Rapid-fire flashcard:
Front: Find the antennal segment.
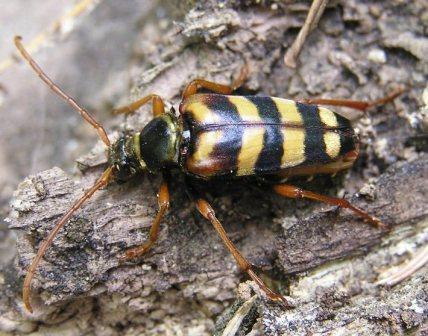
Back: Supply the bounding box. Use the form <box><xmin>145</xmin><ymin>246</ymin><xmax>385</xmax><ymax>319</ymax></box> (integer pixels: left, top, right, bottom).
<box><xmin>14</xmin><ymin>36</ymin><xmax>111</xmax><ymax>147</ymax></box>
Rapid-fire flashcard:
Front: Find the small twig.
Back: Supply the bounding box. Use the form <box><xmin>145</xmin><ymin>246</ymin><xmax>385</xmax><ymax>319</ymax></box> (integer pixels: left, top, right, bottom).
<box><xmin>0</xmin><ymin>0</ymin><xmax>100</xmax><ymax>75</ymax></box>
<box><xmin>222</xmin><ymin>296</ymin><xmax>257</xmax><ymax>336</ymax></box>
<box><xmin>376</xmin><ymin>245</ymin><xmax>428</xmax><ymax>287</ymax></box>
<box><xmin>284</xmin><ymin>0</ymin><xmax>329</xmax><ymax>69</ymax></box>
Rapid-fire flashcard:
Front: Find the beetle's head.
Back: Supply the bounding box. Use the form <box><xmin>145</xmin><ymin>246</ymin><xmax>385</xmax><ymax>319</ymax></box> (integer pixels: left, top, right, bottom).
<box><xmin>108</xmin><ymin>135</ymin><xmax>144</xmax><ymax>183</ymax></box>
<box><xmin>108</xmin><ymin>112</ymin><xmax>179</xmax><ymax>182</ymax></box>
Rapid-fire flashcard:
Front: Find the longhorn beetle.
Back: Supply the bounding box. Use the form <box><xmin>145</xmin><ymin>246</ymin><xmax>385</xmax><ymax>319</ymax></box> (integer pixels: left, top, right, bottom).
<box><xmin>14</xmin><ymin>36</ymin><xmax>403</xmax><ymax>313</ymax></box>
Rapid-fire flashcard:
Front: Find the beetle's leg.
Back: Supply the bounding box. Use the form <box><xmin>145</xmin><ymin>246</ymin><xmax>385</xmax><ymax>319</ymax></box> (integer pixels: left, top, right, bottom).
<box><xmin>113</xmin><ymin>94</ymin><xmax>165</xmax><ymax>117</ymax></box>
<box><xmin>182</xmin><ymin>65</ymin><xmax>248</xmax><ymax>99</ymax></box>
<box><xmin>120</xmin><ymin>179</ymin><xmax>170</xmax><ymax>261</ymax></box>
<box><xmin>194</xmin><ymin>197</ymin><xmax>291</xmax><ymax>307</ymax></box>
<box><xmin>298</xmin><ymin>87</ymin><xmax>404</xmax><ymax>112</ymax></box>
<box><xmin>273</xmin><ymin>184</ymin><xmax>388</xmax><ymax>229</ymax></box>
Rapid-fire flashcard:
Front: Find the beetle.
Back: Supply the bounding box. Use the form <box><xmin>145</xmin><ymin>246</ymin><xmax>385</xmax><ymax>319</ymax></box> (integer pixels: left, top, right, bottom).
<box><xmin>14</xmin><ymin>36</ymin><xmax>402</xmax><ymax>313</ymax></box>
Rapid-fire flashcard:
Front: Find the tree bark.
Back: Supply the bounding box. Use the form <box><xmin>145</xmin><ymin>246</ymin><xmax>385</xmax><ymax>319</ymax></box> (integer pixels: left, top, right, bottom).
<box><xmin>3</xmin><ymin>0</ymin><xmax>428</xmax><ymax>335</ymax></box>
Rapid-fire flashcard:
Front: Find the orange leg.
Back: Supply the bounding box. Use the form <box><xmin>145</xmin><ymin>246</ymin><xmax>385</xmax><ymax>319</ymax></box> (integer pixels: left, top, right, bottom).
<box><xmin>273</xmin><ymin>184</ymin><xmax>388</xmax><ymax>229</ymax></box>
<box><xmin>195</xmin><ymin>198</ymin><xmax>291</xmax><ymax>307</ymax></box>
<box><xmin>182</xmin><ymin>65</ymin><xmax>248</xmax><ymax>100</ymax></box>
<box><xmin>114</xmin><ymin>94</ymin><xmax>165</xmax><ymax>117</ymax></box>
<box><xmin>120</xmin><ymin>181</ymin><xmax>170</xmax><ymax>261</ymax></box>
<box><xmin>298</xmin><ymin>87</ymin><xmax>404</xmax><ymax>112</ymax></box>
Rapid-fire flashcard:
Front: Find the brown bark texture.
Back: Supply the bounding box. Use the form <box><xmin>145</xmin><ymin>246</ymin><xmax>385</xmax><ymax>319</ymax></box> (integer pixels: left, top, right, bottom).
<box><xmin>1</xmin><ymin>0</ymin><xmax>427</xmax><ymax>335</ymax></box>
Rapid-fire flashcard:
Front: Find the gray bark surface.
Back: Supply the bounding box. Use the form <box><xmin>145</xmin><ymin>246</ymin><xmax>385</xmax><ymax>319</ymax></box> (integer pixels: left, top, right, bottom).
<box><xmin>2</xmin><ymin>0</ymin><xmax>427</xmax><ymax>335</ymax></box>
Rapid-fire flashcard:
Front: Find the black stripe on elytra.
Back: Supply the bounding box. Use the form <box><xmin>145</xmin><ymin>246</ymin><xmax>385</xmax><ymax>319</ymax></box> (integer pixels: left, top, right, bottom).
<box><xmin>297</xmin><ymin>102</ymin><xmax>331</xmax><ymax>164</ymax></box>
<box><xmin>335</xmin><ymin>113</ymin><xmax>352</xmax><ymax>130</ymax></box>
<box><xmin>247</xmin><ymin>96</ymin><xmax>284</xmax><ymax>174</ymax></box>
<box><xmin>182</xmin><ymin>112</ymin><xmax>203</xmax><ymax>161</ymax></box>
<box><xmin>204</xmin><ymin>94</ymin><xmax>243</xmax><ymax>174</ymax></box>
<box><xmin>335</xmin><ymin>113</ymin><xmax>357</xmax><ymax>156</ymax></box>
<box><xmin>204</xmin><ymin>94</ymin><xmax>242</xmax><ymax>124</ymax></box>
<box><xmin>180</xmin><ymin>114</ymin><xmax>195</xmax><ymax>166</ymax></box>
<box><xmin>338</xmin><ymin>128</ymin><xmax>357</xmax><ymax>157</ymax></box>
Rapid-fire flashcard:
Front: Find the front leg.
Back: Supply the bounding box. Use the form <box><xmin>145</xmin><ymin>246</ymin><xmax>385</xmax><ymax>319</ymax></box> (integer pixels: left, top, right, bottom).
<box><xmin>114</xmin><ymin>94</ymin><xmax>165</xmax><ymax>117</ymax></box>
<box><xmin>120</xmin><ymin>179</ymin><xmax>170</xmax><ymax>261</ymax></box>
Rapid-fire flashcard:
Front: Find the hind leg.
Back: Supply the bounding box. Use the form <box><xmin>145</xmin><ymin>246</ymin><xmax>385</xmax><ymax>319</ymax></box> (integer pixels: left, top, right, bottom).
<box><xmin>273</xmin><ymin>184</ymin><xmax>387</xmax><ymax>229</ymax></box>
<box><xmin>298</xmin><ymin>88</ymin><xmax>404</xmax><ymax>112</ymax></box>
<box><xmin>192</xmin><ymin>196</ymin><xmax>290</xmax><ymax>307</ymax></box>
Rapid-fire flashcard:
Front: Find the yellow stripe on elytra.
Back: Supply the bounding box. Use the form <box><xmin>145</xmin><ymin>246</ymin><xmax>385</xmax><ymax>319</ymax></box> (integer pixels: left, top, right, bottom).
<box><xmin>272</xmin><ymin>98</ymin><xmax>303</xmax><ymax>125</ymax></box>
<box><xmin>227</xmin><ymin>96</ymin><xmax>261</xmax><ymax>122</ymax></box>
<box><xmin>323</xmin><ymin>131</ymin><xmax>341</xmax><ymax>158</ymax></box>
<box><xmin>132</xmin><ymin>133</ymin><xmax>146</xmax><ymax>169</ymax></box>
<box><xmin>319</xmin><ymin>107</ymin><xmax>338</xmax><ymax>127</ymax></box>
<box><xmin>185</xmin><ymin>99</ymin><xmax>220</xmax><ymax>124</ymax></box>
<box><xmin>281</xmin><ymin>128</ymin><xmax>306</xmax><ymax>168</ymax></box>
<box><xmin>237</xmin><ymin>127</ymin><xmax>265</xmax><ymax>176</ymax></box>
<box><xmin>192</xmin><ymin>130</ymin><xmax>222</xmax><ymax>163</ymax></box>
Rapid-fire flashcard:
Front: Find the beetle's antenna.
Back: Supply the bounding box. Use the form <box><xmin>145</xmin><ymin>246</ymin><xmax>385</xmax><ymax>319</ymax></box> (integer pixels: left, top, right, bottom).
<box><xmin>23</xmin><ymin>166</ymin><xmax>114</xmax><ymax>313</ymax></box>
<box><xmin>14</xmin><ymin>36</ymin><xmax>111</xmax><ymax>147</ymax></box>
